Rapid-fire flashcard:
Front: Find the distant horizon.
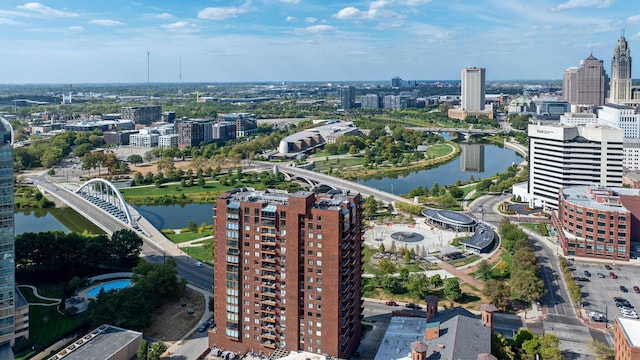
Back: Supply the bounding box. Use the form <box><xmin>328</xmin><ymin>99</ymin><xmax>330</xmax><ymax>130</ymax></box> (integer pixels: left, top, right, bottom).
<box><xmin>0</xmin><ymin>1</ymin><xmax>638</xmax><ymax>83</ymax></box>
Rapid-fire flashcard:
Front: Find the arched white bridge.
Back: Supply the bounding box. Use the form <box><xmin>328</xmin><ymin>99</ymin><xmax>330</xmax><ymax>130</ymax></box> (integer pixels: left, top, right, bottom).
<box><xmin>75</xmin><ymin>178</ymin><xmax>136</xmax><ymax>227</ymax></box>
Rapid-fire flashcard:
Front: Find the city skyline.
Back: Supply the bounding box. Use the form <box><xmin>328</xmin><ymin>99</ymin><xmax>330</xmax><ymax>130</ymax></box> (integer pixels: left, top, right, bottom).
<box><xmin>0</xmin><ymin>0</ymin><xmax>639</xmax><ymax>84</ymax></box>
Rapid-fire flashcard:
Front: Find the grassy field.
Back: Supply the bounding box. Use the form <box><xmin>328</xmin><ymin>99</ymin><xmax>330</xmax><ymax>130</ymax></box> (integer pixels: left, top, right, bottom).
<box><xmin>120</xmin><ymin>180</ymin><xmax>266</xmax><ymax>204</ymax></box>
<box><xmin>425</xmin><ymin>143</ymin><xmax>453</xmax><ymax>158</ymax></box>
<box><xmin>165</xmin><ymin>231</ymin><xmax>209</xmax><ymax>243</ymax></box>
<box><xmin>182</xmin><ymin>245</ymin><xmax>214</xmax><ymax>264</ymax></box>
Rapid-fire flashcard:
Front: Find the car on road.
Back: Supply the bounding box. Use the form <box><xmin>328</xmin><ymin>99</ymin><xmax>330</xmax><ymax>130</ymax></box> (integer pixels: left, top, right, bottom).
<box><xmin>605</xmin><ymin>265</ymin><xmax>613</xmax><ymax>270</ymax></box>
<box><xmin>194</xmin><ymin>261</ymin><xmax>203</xmax><ymax>268</ymax></box>
<box><xmin>610</xmin><ymin>272</ymin><xmax>618</xmax><ymax>279</ymax></box>
<box><xmin>198</xmin><ymin>323</ymin><xmax>208</xmax><ymax>332</ymax></box>
<box><xmin>591</xmin><ymin>314</ymin><xmax>606</xmax><ymax>322</ymax></box>
<box><xmin>405</xmin><ymin>303</ymin><xmax>421</xmax><ymax>309</ymax></box>
<box><xmin>621</xmin><ymin>286</ymin><xmax>629</xmax><ymax>293</ymax></box>
<box><xmin>385</xmin><ymin>301</ymin><xmax>399</xmax><ymax>306</ymax></box>
<box><xmin>584</xmin><ymin>270</ymin><xmax>591</xmax><ymax>277</ymax></box>
<box><xmin>635</xmin><ymin>286</ymin><xmax>640</xmax><ymax>294</ymax></box>
<box><xmin>597</xmin><ymin>273</ymin><xmax>606</xmax><ymax>278</ymax></box>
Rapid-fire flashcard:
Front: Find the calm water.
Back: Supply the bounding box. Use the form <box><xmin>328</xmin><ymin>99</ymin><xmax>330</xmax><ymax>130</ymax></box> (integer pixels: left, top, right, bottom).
<box><xmin>134</xmin><ymin>203</ymin><xmax>215</xmax><ymax>230</ymax></box>
<box><xmin>15</xmin><ymin>208</ymin><xmax>105</xmax><ymax>235</ymax></box>
<box><xmin>356</xmin><ymin>142</ymin><xmax>523</xmax><ymax>195</ymax></box>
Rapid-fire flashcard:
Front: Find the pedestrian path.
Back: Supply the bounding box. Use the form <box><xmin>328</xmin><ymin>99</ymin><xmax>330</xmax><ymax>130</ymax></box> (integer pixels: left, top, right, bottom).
<box><xmin>16</xmin><ymin>285</ymin><xmax>61</xmax><ymax>306</ymax></box>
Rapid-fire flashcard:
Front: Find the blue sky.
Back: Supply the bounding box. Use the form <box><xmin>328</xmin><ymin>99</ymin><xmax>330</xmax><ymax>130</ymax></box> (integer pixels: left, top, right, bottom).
<box><xmin>0</xmin><ymin>0</ymin><xmax>638</xmax><ymax>83</ymax></box>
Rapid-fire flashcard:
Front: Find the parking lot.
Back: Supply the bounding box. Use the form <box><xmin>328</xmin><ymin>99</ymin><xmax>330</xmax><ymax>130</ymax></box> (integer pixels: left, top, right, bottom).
<box><xmin>570</xmin><ymin>261</ymin><xmax>640</xmax><ymax>323</ymax></box>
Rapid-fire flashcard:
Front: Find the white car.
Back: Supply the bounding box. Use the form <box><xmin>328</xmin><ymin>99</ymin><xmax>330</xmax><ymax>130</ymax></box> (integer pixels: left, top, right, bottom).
<box><xmin>194</xmin><ymin>261</ymin><xmax>203</xmax><ymax>268</ymax></box>
<box><xmin>622</xmin><ymin>312</ymin><xmax>639</xmax><ymax>319</ymax></box>
<box><xmin>589</xmin><ymin>311</ymin><xmax>604</xmax><ymax>317</ymax></box>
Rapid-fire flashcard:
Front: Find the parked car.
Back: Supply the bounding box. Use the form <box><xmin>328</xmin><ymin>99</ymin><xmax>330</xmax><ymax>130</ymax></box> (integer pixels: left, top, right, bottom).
<box><xmin>597</xmin><ymin>273</ymin><xmax>606</xmax><ymax>278</ymax></box>
<box><xmin>405</xmin><ymin>303</ymin><xmax>421</xmax><ymax>309</ymax></box>
<box><xmin>610</xmin><ymin>272</ymin><xmax>618</xmax><ymax>279</ymax></box>
<box><xmin>621</xmin><ymin>286</ymin><xmax>629</xmax><ymax>293</ymax></box>
<box><xmin>605</xmin><ymin>265</ymin><xmax>613</xmax><ymax>270</ymax></box>
<box><xmin>194</xmin><ymin>261</ymin><xmax>203</xmax><ymax>268</ymax></box>
<box><xmin>634</xmin><ymin>286</ymin><xmax>640</xmax><ymax>294</ymax></box>
<box><xmin>198</xmin><ymin>323</ymin><xmax>208</xmax><ymax>332</ymax></box>
<box><xmin>623</xmin><ymin>312</ymin><xmax>639</xmax><ymax>319</ymax></box>
<box><xmin>583</xmin><ymin>270</ymin><xmax>591</xmax><ymax>277</ymax></box>
<box><xmin>385</xmin><ymin>301</ymin><xmax>399</xmax><ymax>306</ymax></box>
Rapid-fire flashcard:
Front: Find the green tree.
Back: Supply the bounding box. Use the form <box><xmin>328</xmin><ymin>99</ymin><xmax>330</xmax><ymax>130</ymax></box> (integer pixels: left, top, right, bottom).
<box><xmin>408</xmin><ymin>273</ymin><xmax>430</xmax><ymax>298</ymax></box>
<box><xmin>127</xmin><ymin>154</ymin><xmax>143</xmax><ymax>166</ymax></box>
<box><xmin>430</xmin><ymin>274</ymin><xmax>443</xmax><ymax>289</ymax></box>
<box><xmin>380</xmin><ymin>275</ymin><xmax>403</xmax><ymax>294</ymax></box>
<box><xmin>187</xmin><ymin>221</ymin><xmax>198</xmax><ymax>233</ymax></box>
<box><xmin>588</xmin><ymin>339</ymin><xmax>614</xmax><ymax>360</ymax></box>
<box><xmin>143</xmin><ymin>150</ymin><xmax>154</xmax><ymax>163</ymax></box>
<box><xmin>399</xmin><ymin>267</ymin><xmax>410</xmax><ymax>281</ymax></box>
<box><xmin>476</xmin><ymin>259</ymin><xmax>492</xmax><ymax>280</ymax></box>
<box><xmin>363</xmin><ymin>196</ymin><xmax>378</xmax><ymax>218</ymax></box>
<box><xmin>443</xmin><ymin>278</ymin><xmax>462</xmax><ymax>301</ymax></box>
<box><xmin>378</xmin><ymin>243</ymin><xmax>386</xmax><ymax>252</ymax></box>
<box><xmin>137</xmin><ymin>339</ymin><xmax>149</xmax><ymax>360</ymax></box>
<box><xmin>538</xmin><ymin>333</ymin><xmax>562</xmax><ymax>360</ymax></box>
<box><xmin>482</xmin><ymin>279</ymin><xmax>510</xmax><ymax>309</ymax></box>
<box><xmin>149</xmin><ymin>341</ymin><xmax>168</xmax><ymax>360</ymax></box>
<box><xmin>109</xmin><ymin>229</ymin><xmax>144</xmax><ymax>267</ymax></box>
<box><xmin>510</xmin><ymin>268</ymin><xmax>545</xmax><ymax>302</ymax></box>
<box><xmin>379</xmin><ymin>259</ymin><xmax>396</xmax><ymax>275</ymax></box>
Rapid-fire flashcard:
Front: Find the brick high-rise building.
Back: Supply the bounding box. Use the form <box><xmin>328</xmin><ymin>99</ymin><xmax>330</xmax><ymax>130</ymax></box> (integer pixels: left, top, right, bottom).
<box><xmin>209</xmin><ymin>189</ymin><xmax>363</xmax><ymax>358</ymax></box>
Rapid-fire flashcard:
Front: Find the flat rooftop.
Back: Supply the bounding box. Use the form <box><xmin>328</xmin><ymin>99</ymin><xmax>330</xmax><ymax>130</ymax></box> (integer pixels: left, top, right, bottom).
<box><xmin>50</xmin><ymin>324</ymin><xmax>141</xmax><ymax>360</ymax></box>
<box><xmin>619</xmin><ymin>317</ymin><xmax>640</xmax><ymax>347</ymax></box>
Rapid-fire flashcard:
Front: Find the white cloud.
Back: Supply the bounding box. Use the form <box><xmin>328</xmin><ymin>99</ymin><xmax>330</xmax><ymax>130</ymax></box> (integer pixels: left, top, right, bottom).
<box><xmin>555</xmin><ymin>0</ymin><xmax>614</xmax><ymax>10</ymax></box>
<box><xmin>286</xmin><ymin>16</ymin><xmax>296</xmax><ymax>22</ymax></box>
<box><xmin>198</xmin><ymin>5</ymin><xmax>248</xmax><ymax>20</ymax></box>
<box><xmin>280</xmin><ymin>0</ymin><xmax>301</xmax><ymax>3</ymax></box>
<box><xmin>627</xmin><ymin>14</ymin><xmax>640</xmax><ymax>23</ymax></box>
<box><xmin>16</xmin><ymin>2</ymin><xmax>78</xmax><ymax>17</ymax></box>
<box><xmin>297</xmin><ymin>25</ymin><xmax>335</xmax><ymax>33</ymax></box>
<box><xmin>163</xmin><ymin>21</ymin><xmax>200</xmax><ymax>33</ymax></box>
<box><xmin>334</xmin><ymin>3</ymin><xmax>401</xmax><ymax>21</ymax></box>
<box><xmin>67</xmin><ymin>25</ymin><xmax>83</xmax><ymax>31</ymax></box>
<box><xmin>154</xmin><ymin>12</ymin><xmax>173</xmax><ymax>20</ymax></box>
<box><xmin>399</xmin><ymin>0</ymin><xmax>432</xmax><ymax>5</ymax></box>
<box><xmin>0</xmin><ymin>18</ymin><xmax>21</xmax><ymax>25</ymax></box>
<box><xmin>89</xmin><ymin>19</ymin><xmax>125</xmax><ymax>26</ymax></box>
<box><xmin>305</xmin><ymin>17</ymin><xmax>317</xmax><ymax>23</ymax></box>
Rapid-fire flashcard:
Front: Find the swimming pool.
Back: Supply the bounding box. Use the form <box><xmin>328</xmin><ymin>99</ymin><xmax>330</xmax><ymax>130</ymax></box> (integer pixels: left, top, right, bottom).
<box><xmin>87</xmin><ymin>279</ymin><xmax>132</xmax><ymax>297</ymax></box>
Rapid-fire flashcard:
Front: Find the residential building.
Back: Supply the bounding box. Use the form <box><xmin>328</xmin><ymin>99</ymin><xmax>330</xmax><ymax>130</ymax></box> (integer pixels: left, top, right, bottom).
<box><xmin>563</xmin><ymin>54</ymin><xmax>607</xmax><ymax>107</ymax></box>
<box><xmin>383</xmin><ymin>95</ymin><xmax>415</xmax><ymax>109</ymax></box>
<box><xmin>610</xmin><ymin>35</ymin><xmax>632</xmax><ymax>105</ymax></box>
<box><xmin>461</xmin><ymin>67</ymin><xmax>486</xmax><ymax>111</ymax></box>
<box><xmin>210</xmin><ymin>189</ymin><xmax>363</xmax><ymax>358</ymax></box>
<box><xmin>624</xmin><ymin>139</ymin><xmax>640</xmax><ymax>170</ymax></box>
<box><xmin>340</xmin><ymin>86</ymin><xmax>356</xmax><ymax>110</ymax></box>
<box><xmin>103</xmin><ymin>130</ymin><xmax>138</xmax><ymax>146</ymax></box>
<box><xmin>121</xmin><ymin>105</ymin><xmax>162</xmax><ymax>125</ymax></box>
<box><xmin>598</xmin><ymin>103</ymin><xmax>640</xmax><ymax>138</ymax></box>
<box><xmin>129</xmin><ymin>130</ymin><xmax>159</xmax><ymax>147</ymax></box>
<box><xmin>615</xmin><ymin>318</ymin><xmax>640</xmax><ymax>360</ymax></box>
<box><xmin>527</xmin><ymin>124</ymin><xmax>624</xmax><ymax>209</ymax></box>
<box><xmin>360</xmin><ymin>94</ymin><xmax>380</xmax><ymax>109</ymax></box>
<box><xmin>177</xmin><ymin>121</ymin><xmax>205</xmax><ymax>149</ymax></box>
<box><xmin>554</xmin><ymin>185</ymin><xmax>639</xmax><ymax>261</ymax></box>
<box><xmin>158</xmin><ymin>134</ymin><xmax>179</xmax><ymax>149</ymax></box>
<box><xmin>218</xmin><ymin>113</ymin><xmax>257</xmax><ymax>138</ymax></box>
<box><xmin>212</xmin><ymin>121</ymin><xmax>236</xmax><ymax>141</ymax></box>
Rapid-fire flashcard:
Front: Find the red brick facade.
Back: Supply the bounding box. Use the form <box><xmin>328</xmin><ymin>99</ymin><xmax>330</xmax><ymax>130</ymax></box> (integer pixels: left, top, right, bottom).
<box><xmin>209</xmin><ymin>190</ymin><xmax>363</xmax><ymax>358</ymax></box>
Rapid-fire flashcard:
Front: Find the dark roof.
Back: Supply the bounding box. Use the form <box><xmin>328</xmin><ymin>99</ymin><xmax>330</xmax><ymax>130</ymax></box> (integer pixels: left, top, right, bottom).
<box><xmin>461</xmin><ymin>224</ymin><xmax>495</xmax><ymax>251</ymax></box>
<box><xmin>604</xmin><ymin>103</ymin><xmax>632</xmax><ymax>110</ymax></box>
<box><xmin>423</xmin><ymin>307</ymin><xmax>492</xmax><ymax>360</ymax></box>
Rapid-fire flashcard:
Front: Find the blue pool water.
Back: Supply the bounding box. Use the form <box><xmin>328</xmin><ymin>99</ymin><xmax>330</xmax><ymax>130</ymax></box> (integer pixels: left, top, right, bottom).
<box><xmin>87</xmin><ymin>279</ymin><xmax>132</xmax><ymax>297</ymax></box>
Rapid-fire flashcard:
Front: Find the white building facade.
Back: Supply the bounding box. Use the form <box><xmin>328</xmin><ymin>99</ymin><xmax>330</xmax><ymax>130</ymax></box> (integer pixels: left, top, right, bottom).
<box><xmin>158</xmin><ymin>134</ymin><xmax>179</xmax><ymax>148</ymax></box>
<box><xmin>597</xmin><ymin>103</ymin><xmax>640</xmax><ymax>138</ymax></box>
<box><xmin>527</xmin><ymin>124</ymin><xmax>624</xmax><ymax>210</ymax></box>
<box><xmin>461</xmin><ymin>67</ymin><xmax>485</xmax><ymax>111</ymax></box>
<box><xmin>129</xmin><ymin>133</ymin><xmax>159</xmax><ymax>147</ymax></box>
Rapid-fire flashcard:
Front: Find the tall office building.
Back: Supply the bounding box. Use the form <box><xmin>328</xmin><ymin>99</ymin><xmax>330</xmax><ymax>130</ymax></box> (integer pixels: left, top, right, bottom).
<box><xmin>210</xmin><ymin>189</ymin><xmax>363</xmax><ymax>358</ymax></box>
<box><xmin>340</xmin><ymin>86</ymin><xmax>356</xmax><ymax>110</ymax></box>
<box><xmin>562</xmin><ymin>55</ymin><xmax>607</xmax><ymax>107</ymax></box>
<box><xmin>527</xmin><ymin>124</ymin><xmax>623</xmax><ymax>210</ymax></box>
<box><xmin>0</xmin><ymin>118</ymin><xmax>15</xmax><ymax>348</ymax></box>
<box><xmin>610</xmin><ymin>35</ymin><xmax>632</xmax><ymax>104</ymax></box>
<box><xmin>461</xmin><ymin>67</ymin><xmax>486</xmax><ymax>111</ymax></box>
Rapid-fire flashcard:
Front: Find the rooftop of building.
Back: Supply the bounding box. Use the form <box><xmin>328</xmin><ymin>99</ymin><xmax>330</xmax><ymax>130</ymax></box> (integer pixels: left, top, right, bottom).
<box><xmin>65</xmin><ymin>119</ymin><xmax>134</xmax><ymax>127</ymax></box>
<box><xmin>374</xmin><ymin>306</ymin><xmax>491</xmax><ymax>360</ymax></box>
<box><xmin>603</xmin><ymin>102</ymin><xmax>633</xmax><ymax>110</ymax></box>
<box><xmin>561</xmin><ymin>185</ymin><xmax>640</xmax><ymax>212</ymax></box>
<box><xmin>50</xmin><ymin>324</ymin><xmax>141</xmax><ymax>360</ymax></box>
<box><xmin>618</xmin><ymin>318</ymin><xmax>640</xmax><ymax>347</ymax></box>
<box><xmin>280</xmin><ymin>121</ymin><xmax>356</xmax><ymax>143</ymax></box>
<box><xmin>218</xmin><ymin>188</ymin><xmax>358</xmax><ymax>211</ymax></box>
<box><xmin>461</xmin><ymin>224</ymin><xmax>496</xmax><ymax>251</ymax></box>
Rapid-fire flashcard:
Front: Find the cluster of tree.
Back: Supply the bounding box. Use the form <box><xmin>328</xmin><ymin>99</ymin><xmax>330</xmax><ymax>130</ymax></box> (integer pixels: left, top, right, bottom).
<box><xmin>482</xmin><ymin>220</ymin><xmax>545</xmax><ymax>308</ymax></box>
<box><xmin>81</xmin><ymin>151</ymin><xmax>128</xmax><ymax>175</ymax></box>
<box><xmin>479</xmin><ymin>164</ymin><xmax>528</xmax><ymax>194</ymax></box>
<box><xmin>507</xmin><ymin>113</ymin><xmax>532</xmax><ymax>131</ymax></box>
<box><xmin>559</xmin><ymin>257</ymin><xmax>582</xmax><ymax>303</ymax></box>
<box><xmin>493</xmin><ymin>329</ymin><xmax>561</xmax><ymax>360</ymax></box>
<box><xmin>86</xmin><ymin>258</ymin><xmax>186</xmax><ymax>330</ymax></box>
<box><xmin>464</xmin><ymin>115</ymin><xmax>500</xmax><ymax>128</ymax></box>
<box><xmin>136</xmin><ymin>339</ymin><xmax>167</xmax><ymax>360</ymax></box>
<box><xmin>16</xmin><ymin>229</ymin><xmax>143</xmax><ymax>273</ymax></box>
<box><xmin>14</xmin><ymin>186</ymin><xmax>55</xmax><ymax>209</ymax></box>
<box><xmin>14</xmin><ymin>130</ymin><xmax>106</xmax><ymax>171</ymax></box>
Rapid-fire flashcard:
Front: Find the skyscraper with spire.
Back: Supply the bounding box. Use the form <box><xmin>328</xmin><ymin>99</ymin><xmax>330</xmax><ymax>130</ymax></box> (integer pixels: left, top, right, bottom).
<box><xmin>609</xmin><ymin>32</ymin><xmax>632</xmax><ymax>105</ymax></box>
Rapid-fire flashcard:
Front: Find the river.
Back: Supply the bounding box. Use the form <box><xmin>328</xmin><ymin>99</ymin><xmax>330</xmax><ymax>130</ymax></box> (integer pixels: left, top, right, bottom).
<box><xmin>17</xmin><ymin>141</ymin><xmax>521</xmax><ymax>232</ymax></box>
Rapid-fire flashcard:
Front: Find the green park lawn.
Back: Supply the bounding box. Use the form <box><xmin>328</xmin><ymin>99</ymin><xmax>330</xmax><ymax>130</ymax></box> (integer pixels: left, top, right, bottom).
<box><xmin>165</xmin><ymin>231</ymin><xmax>208</xmax><ymax>243</ymax></box>
<box><xmin>425</xmin><ymin>143</ymin><xmax>453</xmax><ymax>158</ymax></box>
<box><xmin>182</xmin><ymin>245</ymin><xmax>214</xmax><ymax>264</ymax></box>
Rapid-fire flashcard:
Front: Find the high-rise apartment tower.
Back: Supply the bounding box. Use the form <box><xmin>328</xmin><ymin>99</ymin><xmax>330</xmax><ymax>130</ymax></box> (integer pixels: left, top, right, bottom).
<box><xmin>209</xmin><ymin>189</ymin><xmax>363</xmax><ymax>358</ymax></box>
<box><xmin>0</xmin><ymin>118</ymin><xmax>14</xmax><ymax>347</ymax></box>
<box><xmin>610</xmin><ymin>35</ymin><xmax>632</xmax><ymax>105</ymax></box>
<box><xmin>461</xmin><ymin>67</ymin><xmax>486</xmax><ymax>111</ymax></box>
